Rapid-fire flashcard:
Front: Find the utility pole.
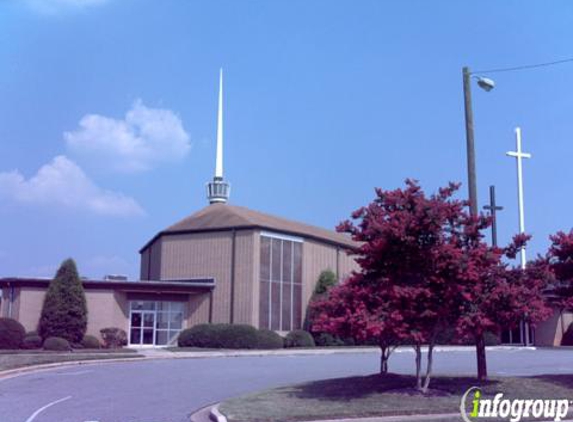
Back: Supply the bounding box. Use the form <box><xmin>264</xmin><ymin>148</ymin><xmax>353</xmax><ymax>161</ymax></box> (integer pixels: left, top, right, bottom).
<box><xmin>483</xmin><ymin>185</ymin><xmax>503</xmax><ymax>247</ymax></box>
<box><xmin>463</xmin><ymin>66</ymin><xmax>478</xmax><ymax>216</ymax></box>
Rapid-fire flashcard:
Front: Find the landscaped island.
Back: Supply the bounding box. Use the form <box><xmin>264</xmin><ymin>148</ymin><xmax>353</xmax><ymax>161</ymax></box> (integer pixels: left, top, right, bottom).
<box><xmin>219</xmin><ymin>373</ymin><xmax>573</xmax><ymax>422</ymax></box>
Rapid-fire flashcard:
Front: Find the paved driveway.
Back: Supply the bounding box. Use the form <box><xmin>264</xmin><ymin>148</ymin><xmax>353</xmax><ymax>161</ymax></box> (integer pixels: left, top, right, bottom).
<box><xmin>1</xmin><ymin>348</ymin><xmax>571</xmax><ymax>422</ymax></box>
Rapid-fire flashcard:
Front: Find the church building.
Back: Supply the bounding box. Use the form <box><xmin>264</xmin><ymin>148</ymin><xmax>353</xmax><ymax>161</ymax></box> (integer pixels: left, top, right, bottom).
<box><xmin>0</xmin><ymin>70</ymin><xmax>358</xmax><ymax>347</ymax></box>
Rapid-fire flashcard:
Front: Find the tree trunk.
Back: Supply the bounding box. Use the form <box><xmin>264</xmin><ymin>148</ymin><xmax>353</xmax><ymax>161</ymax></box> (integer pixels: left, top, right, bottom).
<box><xmin>380</xmin><ymin>346</ymin><xmax>389</xmax><ymax>374</ymax></box>
<box><xmin>476</xmin><ymin>333</ymin><xmax>488</xmax><ymax>381</ymax></box>
<box><xmin>414</xmin><ymin>344</ymin><xmax>422</xmax><ymax>390</ymax></box>
<box><xmin>422</xmin><ymin>342</ymin><xmax>435</xmax><ymax>393</ymax></box>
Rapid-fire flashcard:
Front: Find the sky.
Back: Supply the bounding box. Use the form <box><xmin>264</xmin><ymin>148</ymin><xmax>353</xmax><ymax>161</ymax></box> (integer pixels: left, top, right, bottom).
<box><xmin>0</xmin><ymin>0</ymin><xmax>572</xmax><ymax>279</ymax></box>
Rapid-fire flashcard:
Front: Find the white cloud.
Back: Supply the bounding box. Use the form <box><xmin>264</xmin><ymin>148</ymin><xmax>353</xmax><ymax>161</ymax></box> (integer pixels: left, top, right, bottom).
<box><xmin>0</xmin><ymin>156</ymin><xmax>144</xmax><ymax>217</ymax></box>
<box><xmin>25</xmin><ymin>0</ymin><xmax>109</xmax><ymax>14</ymax></box>
<box><xmin>65</xmin><ymin>99</ymin><xmax>191</xmax><ymax>173</ymax></box>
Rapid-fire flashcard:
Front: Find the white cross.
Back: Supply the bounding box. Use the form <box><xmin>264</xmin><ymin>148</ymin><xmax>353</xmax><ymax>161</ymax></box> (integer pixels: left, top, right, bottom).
<box><xmin>506</xmin><ymin>127</ymin><xmax>531</xmax><ymax>270</ymax></box>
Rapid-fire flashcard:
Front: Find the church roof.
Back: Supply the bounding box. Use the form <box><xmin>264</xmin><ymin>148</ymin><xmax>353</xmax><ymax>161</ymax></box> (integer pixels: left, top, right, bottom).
<box><xmin>140</xmin><ymin>203</ymin><xmax>357</xmax><ymax>252</ymax></box>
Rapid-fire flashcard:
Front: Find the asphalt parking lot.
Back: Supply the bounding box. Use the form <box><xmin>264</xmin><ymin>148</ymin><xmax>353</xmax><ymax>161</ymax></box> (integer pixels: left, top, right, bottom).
<box><xmin>1</xmin><ymin>348</ymin><xmax>572</xmax><ymax>422</ymax></box>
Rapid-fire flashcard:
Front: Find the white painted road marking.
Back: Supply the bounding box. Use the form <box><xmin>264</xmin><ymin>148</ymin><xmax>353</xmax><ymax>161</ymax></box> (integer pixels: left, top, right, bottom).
<box><xmin>24</xmin><ymin>396</ymin><xmax>72</xmax><ymax>422</ymax></box>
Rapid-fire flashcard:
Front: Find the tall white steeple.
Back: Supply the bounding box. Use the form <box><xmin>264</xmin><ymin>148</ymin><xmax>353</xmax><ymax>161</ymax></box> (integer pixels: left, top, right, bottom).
<box><xmin>207</xmin><ymin>69</ymin><xmax>230</xmax><ymax>204</ymax></box>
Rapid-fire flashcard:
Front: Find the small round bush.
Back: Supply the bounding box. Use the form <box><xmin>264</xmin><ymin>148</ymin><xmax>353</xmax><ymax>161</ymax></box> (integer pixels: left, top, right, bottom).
<box><xmin>100</xmin><ymin>327</ymin><xmax>127</xmax><ymax>348</ymax></box>
<box><xmin>22</xmin><ymin>334</ymin><xmax>43</xmax><ymax>349</ymax></box>
<box><xmin>256</xmin><ymin>329</ymin><xmax>284</xmax><ymax>349</ymax></box>
<box><xmin>562</xmin><ymin>323</ymin><xmax>573</xmax><ymax>346</ymax></box>
<box><xmin>43</xmin><ymin>336</ymin><xmax>71</xmax><ymax>351</ymax></box>
<box><xmin>285</xmin><ymin>330</ymin><xmax>315</xmax><ymax>348</ymax></box>
<box><xmin>313</xmin><ymin>332</ymin><xmax>345</xmax><ymax>347</ymax></box>
<box><xmin>81</xmin><ymin>335</ymin><xmax>101</xmax><ymax>349</ymax></box>
<box><xmin>0</xmin><ymin>318</ymin><xmax>26</xmax><ymax>349</ymax></box>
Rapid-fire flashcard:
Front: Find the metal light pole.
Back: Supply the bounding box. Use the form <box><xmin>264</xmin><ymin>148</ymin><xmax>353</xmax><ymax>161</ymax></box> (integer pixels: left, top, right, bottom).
<box><xmin>463</xmin><ymin>67</ymin><xmax>478</xmax><ymax>215</ymax></box>
<box><xmin>462</xmin><ymin>67</ymin><xmax>495</xmax><ymax>381</ymax></box>
<box><xmin>462</xmin><ymin>67</ymin><xmax>495</xmax><ymax>216</ymax></box>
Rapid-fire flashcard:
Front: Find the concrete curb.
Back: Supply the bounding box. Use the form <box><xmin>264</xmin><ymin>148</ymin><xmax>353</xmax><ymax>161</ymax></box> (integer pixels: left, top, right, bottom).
<box><xmin>0</xmin><ymin>355</ymin><xmax>147</xmax><ymax>381</ymax></box>
<box><xmin>202</xmin><ymin>406</ymin><xmax>573</xmax><ymax>422</ymax></box>
<box><xmin>140</xmin><ymin>344</ymin><xmax>537</xmax><ymax>360</ymax></box>
<box><xmin>209</xmin><ymin>405</ymin><xmax>227</xmax><ymax>422</ymax></box>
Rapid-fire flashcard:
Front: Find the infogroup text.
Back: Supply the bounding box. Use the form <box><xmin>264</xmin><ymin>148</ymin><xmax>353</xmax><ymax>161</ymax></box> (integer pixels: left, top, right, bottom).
<box><xmin>460</xmin><ymin>387</ymin><xmax>571</xmax><ymax>422</ymax></box>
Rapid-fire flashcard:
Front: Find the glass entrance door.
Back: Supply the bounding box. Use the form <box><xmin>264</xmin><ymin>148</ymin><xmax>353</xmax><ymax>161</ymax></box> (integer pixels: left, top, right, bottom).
<box><xmin>130</xmin><ymin>310</ymin><xmax>155</xmax><ymax>345</ymax></box>
<box><xmin>129</xmin><ymin>301</ymin><xmax>186</xmax><ymax>346</ymax></box>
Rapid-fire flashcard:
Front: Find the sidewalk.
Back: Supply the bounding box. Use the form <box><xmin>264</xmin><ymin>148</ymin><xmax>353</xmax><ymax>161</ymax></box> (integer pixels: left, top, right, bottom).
<box><xmin>136</xmin><ymin>344</ymin><xmax>535</xmax><ymax>360</ymax></box>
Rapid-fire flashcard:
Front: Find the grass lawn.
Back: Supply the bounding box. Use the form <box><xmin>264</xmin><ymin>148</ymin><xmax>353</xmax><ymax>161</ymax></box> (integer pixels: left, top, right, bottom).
<box><xmin>0</xmin><ymin>349</ymin><xmax>143</xmax><ymax>372</ymax></box>
<box><xmin>219</xmin><ymin>373</ymin><xmax>573</xmax><ymax>422</ymax></box>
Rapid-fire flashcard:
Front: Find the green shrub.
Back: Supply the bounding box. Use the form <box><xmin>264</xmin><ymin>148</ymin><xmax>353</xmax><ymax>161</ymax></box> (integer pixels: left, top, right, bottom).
<box><xmin>313</xmin><ymin>270</ymin><xmax>337</xmax><ymax>295</ymax></box>
<box><xmin>22</xmin><ymin>334</ymin><xmax>43</xmax><ymax>349</ymax></box>
<box><xmin>100</xmin><ymin>327</ymin><xmax>127</xmax><ymax>348</ymax></box>
<box><xmin>256</xmin><ymin>329</ymin><xmax>284</xmax><ymax>349</ymax></box>
<box><xmin>0</xmin><ymin>318</ymin><xmax>26</xmax><ymax>349</ymax></box>
<box><xmin>484</xmin><ymin>331</ymin><xmax>501</xmax><ymax>346</ymax></box>
<box><xmin>285</xmin><ymin>330</ymin><xmax>315</xmax><ymax>348</ymax></box>
<box><xmin>313</xmin><ymin>332</ymin><xmax>345</xmax><ymax>347</ymax></box>
<box><xmin>178</xmin><ymin>324</ymin><xmax>263</xmax><ymax>349</ymax></box>
<box><xmin>43</xmin><ymin>336</ymin><xmax>71</xmax><ymax>351</ymax></box>
<box><xmin>562</xmin><ymin>323</ymin><xmax>573</xmax><ymax>346</ymax></box>
<box><xmin>81</xmin><ymin>334</ymin><xmax>101</xmax><ymax>349</ymax></box>
<box><xmin>304</xmin><ymin>270</ymin><xmax>338</xmax><ymax>331</ymax></box>
<box><xmin>38</xmin><ymin>259</ymin><xmax>88</xmax><ymax>343</ymax></box>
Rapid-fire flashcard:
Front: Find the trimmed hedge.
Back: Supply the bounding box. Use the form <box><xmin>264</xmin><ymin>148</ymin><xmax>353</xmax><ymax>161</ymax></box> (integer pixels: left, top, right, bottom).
<box><xmin>100</xmin><ymin>327</ymin><xmax>127</xmax><ymax>348</ymax></box>
<box><xmin>562</xmin><ymin>323</ymin><xmax>573</xmax><ymax>346</ymax></box>
<box><xmin>81</xmin><ymin>334</ymin><xmax>101</xmax><ymax>349</ymax></box>
<box><xmin>313</xmin><ymin>332</ymin><xmax>345</xmax><ymax>347</ymax></box>
<box><xmin>256</xmin><ymin>329</ymin><xmax>284</xmax><ymax>349</ymax></box>
<box><xmin>0</xmin><ymin>318</ymin><xmax>26</xmax><ymax>349</ymax></box>
<box><xmin>178</xmin><ymin>324</ymin><xmax>286</xmax><ymax>349</ymax></box>
<box><xmin>285</xmin><ymin>330</ymin><xmax>315</xmax><ymax>348</ymax></box>
<box><xmin>178</xmin><ymin>324</ymin><xmax>259</xmax><ymax>349</ymax></box>
<box><xmin>22</xmin><ymin>333</ymin><xmax>43</xmax><ymax>349</ymax></box>
<box><xmin>43</xmin><ymin>336</ymin><xmax>71</xmax><ymax>351</ymax></box>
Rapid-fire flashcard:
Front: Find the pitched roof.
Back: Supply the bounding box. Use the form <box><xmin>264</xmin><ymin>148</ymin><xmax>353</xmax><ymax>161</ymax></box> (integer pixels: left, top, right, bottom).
<box><xmin>141</xmin><ymin>203</ymin><xmax>357</xmax><ymax>251</ymax></box>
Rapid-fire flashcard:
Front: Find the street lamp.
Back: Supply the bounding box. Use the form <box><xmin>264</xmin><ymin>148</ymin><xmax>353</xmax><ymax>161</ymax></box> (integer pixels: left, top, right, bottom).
<box><xmin>462</xmin><ymin>66</ymin><xmax>495</xmax><ymax>216</ymax></box>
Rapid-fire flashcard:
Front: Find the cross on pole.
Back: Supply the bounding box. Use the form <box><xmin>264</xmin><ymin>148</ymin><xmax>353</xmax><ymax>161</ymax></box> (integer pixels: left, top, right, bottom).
<box><xmin>483</xmin><ymin>185</ymin><xmax>503</xmax><ymax>247</ymax></box>
<box><xmin>506</xmin><ymin>127</ymin><xmax>531</xmax><ymax>270</ymax></box>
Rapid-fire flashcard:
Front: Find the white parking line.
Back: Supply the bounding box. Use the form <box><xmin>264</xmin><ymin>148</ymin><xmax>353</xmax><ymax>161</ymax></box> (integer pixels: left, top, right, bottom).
<box><xmin>24</xmin><ymin>396</ymin><xmax>71</xmax><ymax>422</ymax></box>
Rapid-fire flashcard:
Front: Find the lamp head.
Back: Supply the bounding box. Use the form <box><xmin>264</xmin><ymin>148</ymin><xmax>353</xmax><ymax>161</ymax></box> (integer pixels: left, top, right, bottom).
<box><xmin>477</xmin><ymin>77</ymin><xmax>495</xmax><ymax>92</ymax></box>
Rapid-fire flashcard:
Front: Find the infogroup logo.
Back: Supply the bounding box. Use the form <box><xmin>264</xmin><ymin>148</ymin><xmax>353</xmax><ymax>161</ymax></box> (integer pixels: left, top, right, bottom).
<box><xmin>460</xmin><ymin>387</ymin><xmax>572</xmax><ymax>422</ymax></box>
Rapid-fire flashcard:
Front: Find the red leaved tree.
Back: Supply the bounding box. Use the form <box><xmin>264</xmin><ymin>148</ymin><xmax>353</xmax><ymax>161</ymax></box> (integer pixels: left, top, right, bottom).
<box><xmin>314</xmin><ymin>180</ymin><xmax>481</xmax><ymax>391</ymax></box>
<box><xmin>547</xmin><ymin>230</ymin><xmax>573</xmax><ymax>312</ymax></box>
<box><xmin>456</xmin><ymin>233</ymin><xmax>552</xmax><ymax>381</ymax></box>
<box><xmin>312</xmin><ymin>180</ymin><xmax>551</xmax><ymax>390</ymax></box>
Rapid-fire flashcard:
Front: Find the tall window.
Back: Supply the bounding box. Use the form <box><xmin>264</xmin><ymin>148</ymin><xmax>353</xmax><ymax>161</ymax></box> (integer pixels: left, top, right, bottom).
<box><xmin>259</xmin><ymin>234</ymin><xmax>302</xmax><ymax>331</ymax></box>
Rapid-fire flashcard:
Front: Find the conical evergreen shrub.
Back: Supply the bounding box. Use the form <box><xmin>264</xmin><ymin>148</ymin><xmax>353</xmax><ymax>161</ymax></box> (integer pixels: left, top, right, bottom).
<box><xmin>38</xmin><ymin>259</ymin><xmax>87</xmax><ymax>343</ymax></box>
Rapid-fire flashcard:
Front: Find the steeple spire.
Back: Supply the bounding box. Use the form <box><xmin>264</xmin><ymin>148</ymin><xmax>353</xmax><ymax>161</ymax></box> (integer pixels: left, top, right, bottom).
<box><xmin>215</xmin><ymin>68</ymin><xmax>224</xmax><ymax>179</ymax></box>
<box><xmin>207</xmin><ymin>68</ymin><xmax>230</xmax><ymax>204</ymax></box>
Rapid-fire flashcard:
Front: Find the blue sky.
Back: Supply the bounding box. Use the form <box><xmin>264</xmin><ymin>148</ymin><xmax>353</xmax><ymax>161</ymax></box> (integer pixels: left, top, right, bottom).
<box><xmin>1</xmin><ymin>0</ymin><xmax>572</xmax><ymax>279</ymax></box>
